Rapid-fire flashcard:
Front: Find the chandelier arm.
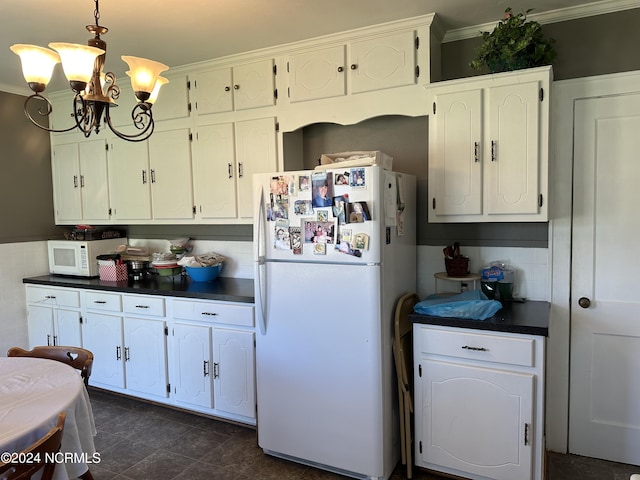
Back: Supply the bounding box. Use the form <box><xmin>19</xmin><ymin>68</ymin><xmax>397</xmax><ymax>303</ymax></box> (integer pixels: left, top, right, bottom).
<box><xmin>73</xmin><ymin>94</ymin><xmax>99</xmax><ymax>138</ymax></box>
<box><xmin>22</xmin><ymin>94</ymin><xmax>79</xmax><ymax>134</ymax></box>
<box><xmin>104</xmin><ymin>104</ymin><xmax>155</xmax><ymax>143</ymax></box>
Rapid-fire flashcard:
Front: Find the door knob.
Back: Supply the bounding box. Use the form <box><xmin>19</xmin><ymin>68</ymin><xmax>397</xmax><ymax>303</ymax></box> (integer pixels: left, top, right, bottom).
<box><xmin>578</xmin><ymin>297</ymin><xmax>591</xmax><ymax>308</ymax></box>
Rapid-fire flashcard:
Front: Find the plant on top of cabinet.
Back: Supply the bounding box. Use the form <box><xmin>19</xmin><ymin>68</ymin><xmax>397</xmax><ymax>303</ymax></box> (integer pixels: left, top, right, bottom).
<box><xmin>470</xmin><ymin>8</ymin><xmax>556</xmax><ymax>73</ymax></box>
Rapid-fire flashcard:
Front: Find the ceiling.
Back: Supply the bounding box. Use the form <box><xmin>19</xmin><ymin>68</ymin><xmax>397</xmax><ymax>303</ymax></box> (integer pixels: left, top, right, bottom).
<box><xmin>0</xmin><ymin>0</ymin><xmax>627</xmax><ymax>94</ymax></box>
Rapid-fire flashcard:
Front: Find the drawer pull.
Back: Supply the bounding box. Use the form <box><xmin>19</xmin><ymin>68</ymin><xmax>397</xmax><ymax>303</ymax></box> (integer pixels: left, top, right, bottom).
<box><xmin>461</xmin><ymin>345</ymin><xmax>488</xmax><ymax>352</ymax></box>
<box><xmin>93</xmin><ymin>300</ymin><xmax>107</xmax><ymax>304</ymax></box>
<box><xmin>45</xmin><ymin>295</ymin><xmax>56</xmax><ymax>299</ymax></box>
<box><xmin>135</xmin><ymin>305</ymin><xmax>150</xmax><ymax>309</ymax></box>
<box><xmin>201</xmin><ymin>312</ymin><xmax>218</xmax><ymax>316</ymax></box>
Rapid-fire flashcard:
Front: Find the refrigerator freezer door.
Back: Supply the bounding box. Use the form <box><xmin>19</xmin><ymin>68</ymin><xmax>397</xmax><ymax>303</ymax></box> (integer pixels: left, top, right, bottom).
<box><xmin>256</xmin><ymin>261</ymin><xmax>385</xmax><ymax>477</ymax></box>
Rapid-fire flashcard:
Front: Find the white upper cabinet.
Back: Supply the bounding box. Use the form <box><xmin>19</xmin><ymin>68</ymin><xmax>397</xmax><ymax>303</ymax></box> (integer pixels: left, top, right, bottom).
<box><xmin>191</xmin><ymin>59</ymin><xmax>276</xmax><ymax>115</ymax></box>
<box><xmin>287</xmin><ymin>45</ymin><xmax>347</xmax><ymax>103</ymax></box>
<box><xmin>427</xmin><ymin>66</ymin><xmax>552</xmax><ymax>222</ymax></box>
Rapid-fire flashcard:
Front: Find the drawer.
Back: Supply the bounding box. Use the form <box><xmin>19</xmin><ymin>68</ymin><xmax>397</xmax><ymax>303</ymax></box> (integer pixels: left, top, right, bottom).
<box><xmin>173</xmin><ymin>299</ymin><xmax>254</xmax><ymax>327</ymax></box>
<box><xmin>25</xmin><ymin>286</ymin><xmax>80</xmax><ymax>308</ymax></box>
<box><xmin>123</xmin><ymin>294</ymin><xmax>166</xmax><ymax>317</ymax></box>
<box><xmin>418</xmin><ymin>326</ymin><xmax>535</xmax><ymax>368</ymax></box>
<box><xmin>84</xmin><ymin>290</ymin><xmax>122</xmax><ymax>312</ymax></box>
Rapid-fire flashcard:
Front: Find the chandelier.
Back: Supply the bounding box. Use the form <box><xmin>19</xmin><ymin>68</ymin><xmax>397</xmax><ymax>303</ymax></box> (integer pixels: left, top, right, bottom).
<box><xmin>10</xmin><ymin>0</ymin><xmax>169</xmax><ymax>142</ymax></box>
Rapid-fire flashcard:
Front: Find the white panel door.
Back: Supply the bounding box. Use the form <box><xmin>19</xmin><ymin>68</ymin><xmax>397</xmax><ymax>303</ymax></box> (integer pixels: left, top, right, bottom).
<box><xmin>108</xmin><ymin>140</ymin><xmax>152</xmax><ymax>221</ymax></box>
<box><xmin>288</xmin><ymin>45</ymin><xmax>347</xmax><ymax>102</ymax></box>
<box><xmin>173</xmin><ymin>322</ymin><xmax>213</xmax><ymax>408</ymax></box>
<box><xmin>124</xmin><ymin>317</ymin><xmax>168</xmax><ymax>398</ymax></box>
<box><xmin>570</xmin><ymin>92</ymin><xmax>640</xmax><ymax>464</ymax></box>
<box><xmin>78</xmin><ymin>139</ymin><xmax>111</xmax><ymax>222</ymax></box>
<box><xmin>52</xmin><ymin>142</ymin><xmax>82</xmax><ymax>222</ymax></box>
<box><xmin>82</xmin><ymin>312</ymin><xmax>125</xmax><ymax>389</ymax></box>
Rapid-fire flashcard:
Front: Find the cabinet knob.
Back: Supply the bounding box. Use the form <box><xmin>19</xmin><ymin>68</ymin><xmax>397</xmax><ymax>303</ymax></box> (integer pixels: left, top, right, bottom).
<box><xmin>350</xmin><ymin>64</ymin><xmax>357</xmax><ymax>70</ymax></box>
<box><xmin>224</xmin><ymin>86</ymin><xmax>230</xmax><ymax>92</ymax></box>
<box><xmin>234</xmin><ymin>84</ymin><xmax>240</xmax><ymax>90</ymax></box>
<box><xmin>337</xmin><ymin>66</ymin><xmax>344</xmax><ymax>73</ymax></box>
<box><xmin>578</xmin><ymin>297</ymin><xmax>591</xmax><ymax>308</ymax></box>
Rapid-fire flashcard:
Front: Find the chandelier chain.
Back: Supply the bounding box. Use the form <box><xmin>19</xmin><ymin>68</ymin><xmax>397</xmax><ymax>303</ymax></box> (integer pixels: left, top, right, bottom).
<box><xmin>94</xmin><ymin>0</ymin><xmax>100</xmax><ymax>26</ymax></box>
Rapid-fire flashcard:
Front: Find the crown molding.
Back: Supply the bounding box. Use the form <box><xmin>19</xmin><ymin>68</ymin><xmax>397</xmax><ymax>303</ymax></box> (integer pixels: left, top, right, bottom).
<box><xmin>443</xmin><ymin>0</ymin><xmax>640</xmax><ymax>42</ymax></box>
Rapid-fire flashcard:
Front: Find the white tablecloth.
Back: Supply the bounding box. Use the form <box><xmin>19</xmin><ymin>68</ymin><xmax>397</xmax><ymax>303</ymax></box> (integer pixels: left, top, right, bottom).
<box><xmin>0</xmin><ymin>357</ymin><xmax>97</xmax><ymax>480</ymax></box>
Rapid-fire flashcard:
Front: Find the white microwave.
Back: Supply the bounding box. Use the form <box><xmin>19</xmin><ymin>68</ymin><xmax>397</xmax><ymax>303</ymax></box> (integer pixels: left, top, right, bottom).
<box><xmin>47</xmin><ymin>238</ymin><xmax>127</xmax><ymax>277</ymax></box>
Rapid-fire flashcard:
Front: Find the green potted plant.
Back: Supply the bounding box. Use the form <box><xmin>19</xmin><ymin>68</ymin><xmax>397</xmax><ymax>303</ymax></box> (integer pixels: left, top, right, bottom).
<box><xmin>470</xmin><ymin>7</ymin><xmax>557</xmax><ymax>73</ymax></box>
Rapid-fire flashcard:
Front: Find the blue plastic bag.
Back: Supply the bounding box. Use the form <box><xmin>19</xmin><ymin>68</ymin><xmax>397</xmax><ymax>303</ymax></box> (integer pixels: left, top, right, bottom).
<box><xmin>413</xmin><ymin>290</ymin><xmax>502</xmax><ymax>321</ymax></box>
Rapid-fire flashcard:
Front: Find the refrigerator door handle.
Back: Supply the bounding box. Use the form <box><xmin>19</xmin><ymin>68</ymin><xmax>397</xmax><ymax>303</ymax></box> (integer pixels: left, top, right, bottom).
<box><xmin>254</xmin><ymin>183</ymin><xmax>268</xmax><ymax>334</ymax></box>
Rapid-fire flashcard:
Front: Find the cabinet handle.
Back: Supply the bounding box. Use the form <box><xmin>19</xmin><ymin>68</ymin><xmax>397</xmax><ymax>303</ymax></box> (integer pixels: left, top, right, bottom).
<box><xmin>47</xmin><ymin>334</ymin><xmax>51</xmax><ymax>346</ymax></box>
<box><xmin>93</xmin><ymin>300</ymin><xmax>107</xmax><ymax>304</ymax></box>
<box><xmin>135</xmin><ymin>305</ymin><xmax>150</xmax><ymax>309</ymax></box>
<box><xmin>238</xmin><ymin>162</ymin><xmax>244</xmax><ymax>178</ymax></box>
<box><xmin>337</xmin><ymin>66</ymin><xmax>344</xmax><ymax>72</ymax></box>
<box><xmin>350</xmin><ymin>64</ymin><xmax>357</xmax><ymax>70</ymax></box>
<box><xmin>124</xmin><ymin>347</ymin><xmax>130</xmax><ymax>361</ymax></box>
<box><xmin>53</xmin><ymin>335</ymin><xmax>58</xmax><ymax>346</ymax></box>
<box><xmin>201</xmin><ymin>312</ymin><xmax>218</xmax><ymax>316</ymax></box>
<box><xmin>224</xmin><ymin>86</ymin><xmax>231</xmax><ymax>92</ymax></box>
<box><xmin>45</xmin><ymin>295</ymin><xmax>56</xmax><ymax>300</ymax></box>
<box><xmin>73</xmin><ymin>175</ymin><xmax>78</xmax><ymax>188</ymax></box>
<box><xmin>142</xmin><ymin>169</ymin><xmax>147</xmax><ymax>184</ymax></box>
<box><xmin>203</xmin><ymin>360</ymin><xmax>209</xmax><ymax>377</ymax></box>
<box><xmin>116</xmin><ymin>346</ymin><xmax>121</xmax><ymax>360</ymax></box>
<box><xmin>461</xmin><ymin>345</ymin><xmax>488</xmax><ymax>351</ymax></box>
<box><xmin>491</xmin><ymin>140</ymin><xmax>497</xmax><ymax>161</ymax></box>
<box><xmin>228</xmin><ymin>163</ymin><xmax>233</xmax><ymax>179</ymax></box>
<box><xmin>80</xmin><ymin>175</ymin><xmax>85</xmax><ymax>188</ymax></box>
<box><xmin>213</xmin><ymin>362</ymin><xmax>219</xmax><ymax>379</ymax></box>
<box><xmin>524</xmin><ymin>423</ymin><xmax>530</xmax><ymax>445</ymax></box>
<box><xmin>234</xmin><ymin>84</ymin><xmax>240</xmax><ymax>90</ymax></box>
<box><xmin>150</xmin><ymin>169</ymin><xmax>156</xmax><ymax>184</ymax></box>
<box><xmin>474</xmin><ymin>142</ymin><xmax>480</xmax><ymax>162</ymax></box>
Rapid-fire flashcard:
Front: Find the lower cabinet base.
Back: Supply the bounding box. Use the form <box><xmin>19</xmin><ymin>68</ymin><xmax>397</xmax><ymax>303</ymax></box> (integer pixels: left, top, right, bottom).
<box><xmin>87</xmin><ymin>384</ymin><xmax>256</xmax><ymax>427</ymax></box>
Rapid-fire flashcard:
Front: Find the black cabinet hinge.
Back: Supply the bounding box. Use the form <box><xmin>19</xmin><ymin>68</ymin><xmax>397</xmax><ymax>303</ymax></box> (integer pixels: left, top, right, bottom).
<box><xmin>415</xmin><ymin>65</ymin><xmax>420</xmax><ymax>79</ymax></box>
<box><xmin>273</xmin><ymin>64</ymin><xmax>277</xmax><ymax>75</ymax></box>
<box><xmin>539</xmin><ymin>87</ymin><xmax>544</xmax><ymax>102</ymax></box>
<box><xmin>419</xmin><ymin>364</ymin><xmax>422</xmax><ymax>377</ymax></box>
<box><xmin>164</xmin><ymin>326</ymin><xmax>168</xmax><ymax>336</ymax></box>
<box><xmin>419</xmin><ymin>441</ymin><xmax>423</xmax><ymax>454</ymax></box>
<box><xmin>274</xmin><ymin>89</ymin><xmax>278</xmax><ymax>100</ymax></box>
<box><xmin>105</xmin><ymin>143</ymin><xmax>109</xmax><ymax>151</ymax></box>
<box><xmin>189</xmin><ymin>132</ymin><xmax>193</xmax><ymax>142</ymax></box>
<box><xmin>286</xmin><ymin>61</ymin><xmax>290</xmax><ymax>73</ymax></box>
<box><xmin>415</xmin><ymin>36</ymin><xmax>420</xmax><ymax>50</ymax></box>
<box><xmin>188</xmin><ymin>102</ymin><xmax>192</xmax><ymax>113</ymax></box>
<box><xmin>187</xmin><ymin>79</ymin><xmax>191</xmax><ymax>90</ymax></box>
<box><xmin>539</xmin><ymin>194</ymin><xmax>543</xmax><ymax>207</ymax></box>
<box><xmin>166</xmin><ymin>383</ymin><xmax>171</xmax><ymax>394</ymax></box>
<box><xmin>79</xmin><ymin>316</ymin><xmax>83</xmax><ymax>324</ymax></box>
<box><xmin>193</xmin><ymin>205</ymin><xmax>197</xmax><ymax>214</ymax></box>
<box><xmin>432</xmin><ymin>102</ymin><xmax>436</xmax><ymax>115</ymax></box>
<box><xmin>108</xmin><ymin>208</ymin><xmax>112</xmax><ymax>216</ymax></box>
<box><xmin>432</xmin><ymin>198</ymin><xmax>436</xmax><ymax>210</ymax></box>
<box><xmin>276</xmin><ymin>122</ymin><xmax>280</xmax><ymax>132</ymax></box>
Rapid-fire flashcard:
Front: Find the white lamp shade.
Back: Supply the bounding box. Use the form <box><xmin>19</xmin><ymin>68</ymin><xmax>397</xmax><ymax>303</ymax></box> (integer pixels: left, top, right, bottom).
<box><xmin>10</xmin><ymin>44</ymin><xmax>60</xmax><ymax>87</ymax></box>
<box><xmin>122</xmin><ymin>56</ymin><xmax>169</xmax><ymax>96</ymax></box>
<box><xmin>148</xmin><ymin>76</ymin><xmax>169</xmax><ymax>104</ymax></box>
<box><xmin>49</xmin><ymin>42</ymin><xmax>104</xmax><ymax>85</ymax></box>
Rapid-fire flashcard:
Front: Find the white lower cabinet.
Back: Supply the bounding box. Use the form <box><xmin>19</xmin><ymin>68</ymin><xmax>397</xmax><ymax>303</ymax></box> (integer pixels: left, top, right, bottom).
<box><xmin>414</xmin><ymin>325</ymin><xmax>545</xmax><ymax>480</ymax></box>
<box><xmin>25</xmin><ymin>285</ymin><xmax>82</xmax><ymax>348</ymax></box>
<box><xmin>170</xmin><ymin>298</ymin><xmax>256</xmax><ymax>423</ymax></box>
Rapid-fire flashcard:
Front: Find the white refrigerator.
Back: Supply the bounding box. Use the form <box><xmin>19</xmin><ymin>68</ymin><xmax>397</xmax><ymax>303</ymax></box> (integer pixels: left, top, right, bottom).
<box><xmin>253</xmin><ymin>165</ymin><xmax>416</xmax><ymax>480</ymax></box>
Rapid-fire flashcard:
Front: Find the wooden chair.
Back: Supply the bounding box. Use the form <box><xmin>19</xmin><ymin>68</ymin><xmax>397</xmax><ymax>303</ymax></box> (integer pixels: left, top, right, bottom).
<box><xmin>7</xmin><ymin>346</ymin><xmax>93</xmax><ymax>387</ymax></box>
<box><xmin>0</xmin><ymin>412</ymin><xmax>66</xmax><ymax>480</ymax></box>
<box><xmin>393</xmin><ymin>292</ymin><xmax>420</xmax><ymax>479</ymax></box>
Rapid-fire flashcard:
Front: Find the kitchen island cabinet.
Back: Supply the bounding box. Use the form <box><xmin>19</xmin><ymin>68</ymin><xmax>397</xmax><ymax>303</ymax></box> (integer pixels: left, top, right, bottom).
<box><xmin>411</xmin><ymin>301</ymin><xmax>549</xmax><ymax>480</ymax></box>
<box><xmin>23</xmin><ymin>275</ymin><xmax>256</xmax><ymax>425</ymax></box>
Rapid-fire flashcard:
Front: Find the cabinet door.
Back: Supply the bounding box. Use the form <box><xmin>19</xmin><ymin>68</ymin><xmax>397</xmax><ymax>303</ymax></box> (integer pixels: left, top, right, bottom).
<box><xmin>108</xmin><ymin>140</ymin><xmax>152</xmax><ymax>221</ymax></box>
<box><xmin>235</xmin><ymin>117</ymin><xmax>277</xmax><ymax>218</ymax></box>
<box><xmin>192</xmin><ymin>68</ymin><xmax>234</xmax><ymax>115</ymax></box>
<box><xmin>52</xmin><ymin>142</ymin><xmax>82</xmax><ymax>223</ymax></box>
<box><xmin>26</xmin><ymin>305</ymin><xmax>54</xmax><ymax>348</ymax></box>
<box><xmin>55</xmin><ymin>308</ymin><xmax>82</xmax><ymax>347</ymax></box>
<box><xmin>172</xmin><ymin>323</ymin><xmax>213</xmax><ymax>408</ymax></box>
<box><xmin>429</xmin><ymin>89</ymin><xmax>483</xmax><ymax>217</ymax></box>
<box><xmin>486</xmin><ymin>81</ymin><xmax>540</xmax><ymax>215</ymax></box>
<box><xmin>350</xmin><ymin>29</ymin><xmax>417</xmax><ymax>94</ymax></box>
<box><xmin>233</xmin><ymin>59</ymin><xmax>276</xmax><ymax>111</ymax></box>
<box><xmin>148</xmin><ymin>128</ymin><xmax>195</xmax><ymax>220</ymax></box>
<box><xmin>82</xmin><ymin>312</ymin><xmax>125</xmax><ymax>389</ymax></box>
<box><xmin>150</xmin><ymin>73</ymin><xmax>191</xmax><ymax>122</ymax></box>
<box><xmin>419</xmin><ymin>359</ymin><xmax>534</xmax><ymax>480</ymax></box>
<box><xmin>193</xmin><ymin>123</ymin><xmax>237</xmax><ymax>219</ymax></box>
<box><xmin>79</xmin><ymin>139</ymin><xmax>111</xmax><ymax>222</ymax></box>
<box><xmin>124</xmin><ymin>317</ymin><xmax>169</xmax><ymax>398</ymax></box>
<box><xmin>212</xmin><ymin>327</ymin><xmax>255</xmax><ymax>419</ymax></box>
<box><xmin>288</xmin><ymin>45</ymin><xmax>347</xmax><ymax>103</ymax></box>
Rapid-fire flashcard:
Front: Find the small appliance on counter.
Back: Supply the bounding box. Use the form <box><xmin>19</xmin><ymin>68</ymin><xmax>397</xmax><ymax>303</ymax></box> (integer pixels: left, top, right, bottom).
<box><xmin>48</xmin><ymin>238</ymin><xmax>127</xmax><ymax>277</ymax></box>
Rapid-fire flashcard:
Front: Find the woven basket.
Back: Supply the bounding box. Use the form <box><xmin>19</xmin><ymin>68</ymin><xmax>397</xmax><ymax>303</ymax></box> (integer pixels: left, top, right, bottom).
<box><xmin>445</xmin><ymin>257</ymin><xmax>469</xmax><ymax>277</ymax></box>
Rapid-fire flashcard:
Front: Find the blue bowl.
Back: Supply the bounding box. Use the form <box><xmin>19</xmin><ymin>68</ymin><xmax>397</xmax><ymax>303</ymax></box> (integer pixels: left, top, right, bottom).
<box><xmin>185</xmin><ymin>264</ymin><xmax>222</xmax><ymax>282</ymax></box>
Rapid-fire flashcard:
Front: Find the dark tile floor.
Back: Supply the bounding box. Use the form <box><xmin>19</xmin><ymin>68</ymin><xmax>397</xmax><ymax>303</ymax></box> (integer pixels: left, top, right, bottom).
<box><xmin>84</xmin><ymin>388</ymin><xmax>640</xmax><ymax>480</ymax></box>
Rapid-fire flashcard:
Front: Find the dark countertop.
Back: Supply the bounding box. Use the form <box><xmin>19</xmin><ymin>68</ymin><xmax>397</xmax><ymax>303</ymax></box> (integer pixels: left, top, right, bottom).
<box><xmin>23</xmin><ymin>275</ymin><xmax>255</xmax><ymax>304</ymax></box>
<box><xmin>410</xmin><ymin>300</ymin><xmax>549</xmax><ymax>336</ymax></box>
